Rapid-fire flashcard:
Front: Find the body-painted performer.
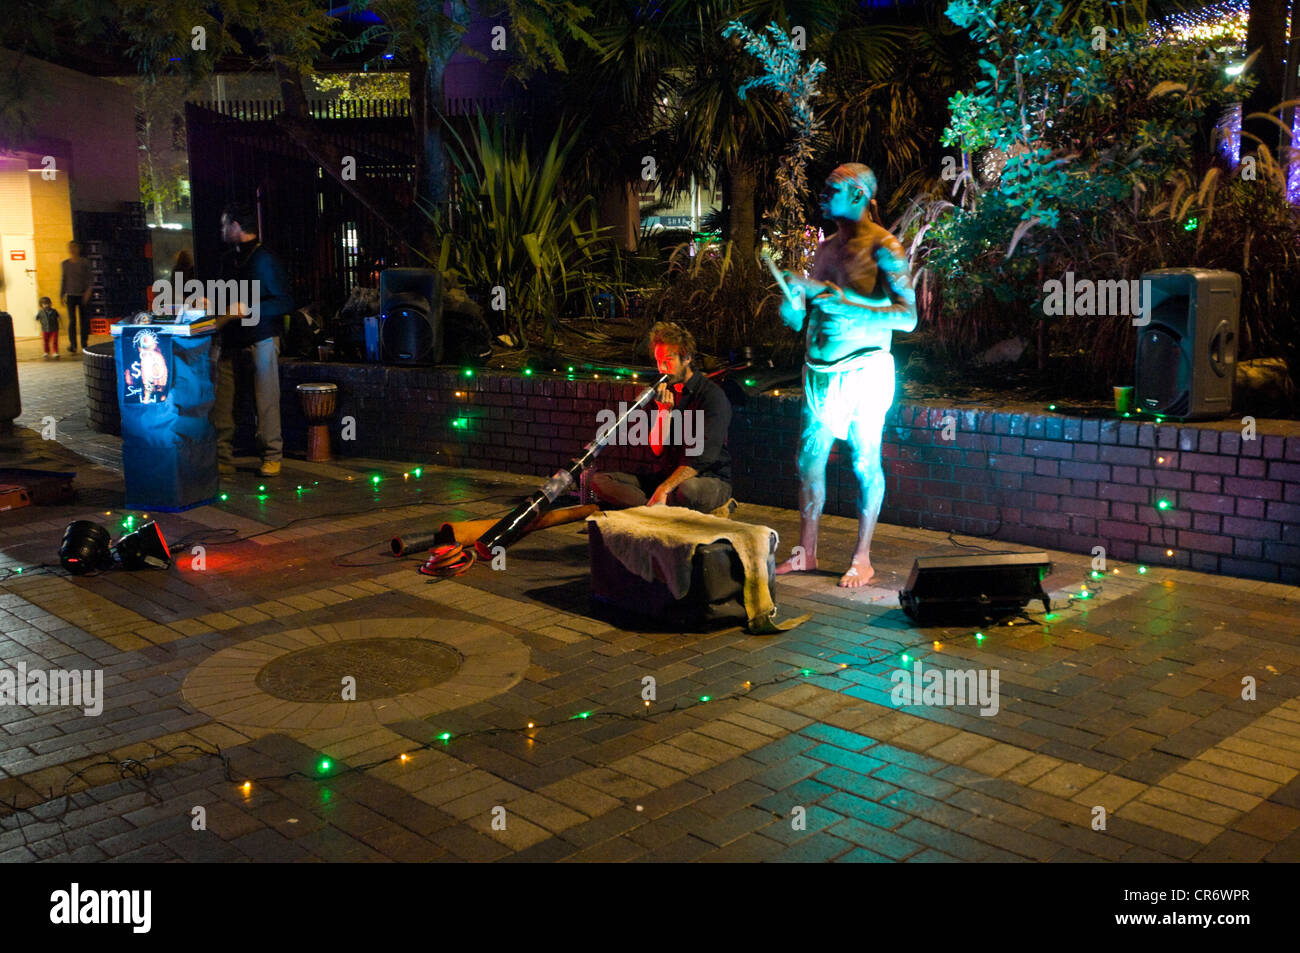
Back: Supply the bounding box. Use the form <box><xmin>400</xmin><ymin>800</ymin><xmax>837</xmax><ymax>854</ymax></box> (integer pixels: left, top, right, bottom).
<box><xmin>774</xmin><ymin>163</ymin><xmax>916</xmax><ymax>587</ymax></box>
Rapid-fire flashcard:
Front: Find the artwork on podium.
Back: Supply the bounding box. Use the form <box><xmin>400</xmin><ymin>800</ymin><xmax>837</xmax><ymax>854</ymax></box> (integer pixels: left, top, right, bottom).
<box><xmin>122</xmin><ymin>329</ymin><xmax>172</xmax><ymax>405</ymax></box>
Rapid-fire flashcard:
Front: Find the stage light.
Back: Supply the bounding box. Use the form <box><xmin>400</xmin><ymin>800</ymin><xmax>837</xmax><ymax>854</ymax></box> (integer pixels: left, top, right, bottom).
<box><xmin>59</xmin><ymin>521</ymin><xmax>113</xmax><ymax>575</ymax></box>
<box><xmin>112</xmin><ymin>521</ymin><xmax>171</xmax><ymax>569</ymax></box>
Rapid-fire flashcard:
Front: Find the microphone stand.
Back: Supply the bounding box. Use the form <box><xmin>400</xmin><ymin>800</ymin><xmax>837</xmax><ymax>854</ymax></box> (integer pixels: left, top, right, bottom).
<box><xmin>474</xmin><ymin>373</ymin><xmax>671</xmax><ymax>558</ymax></box>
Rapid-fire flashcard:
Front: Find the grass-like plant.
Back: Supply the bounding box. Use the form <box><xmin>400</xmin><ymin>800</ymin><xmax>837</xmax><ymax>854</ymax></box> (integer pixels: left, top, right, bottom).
<box><xmin>430</xmin><ymin>113</ymin><xmax>627</xmax><ymax>348</ymax></box>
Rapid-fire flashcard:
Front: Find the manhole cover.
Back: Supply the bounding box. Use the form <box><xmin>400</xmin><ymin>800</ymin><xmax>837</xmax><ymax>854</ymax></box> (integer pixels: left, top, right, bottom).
<box><xmin>255</xmin><ymin>638</ymin><xmax>463</xmax><ymax>702</ymax></box>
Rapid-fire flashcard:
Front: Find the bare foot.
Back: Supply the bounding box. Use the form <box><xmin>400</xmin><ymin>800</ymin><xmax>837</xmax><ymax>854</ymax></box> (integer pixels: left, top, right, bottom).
<box><xmin>775</xmin><ymin>553</ymin><xmax>817</xmax><ymax>575</ymax></box>
<box><xmin>838</xmin><ymin>561</ymin><xmax>875</xmax><ymax>588</ymax></box>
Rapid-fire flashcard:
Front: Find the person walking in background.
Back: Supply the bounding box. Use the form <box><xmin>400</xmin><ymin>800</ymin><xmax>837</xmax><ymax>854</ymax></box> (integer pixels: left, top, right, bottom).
<box><xmin>60</xmin><ymin>241</ymin><xmax>93</xmax><ymax>353</ymax></box>
<box><xmin>210</xmin><ymin>200</ymin><xmax>293</xmax><ymax>478</ymax></box>
<box><xmin>35</xmin><ymin>296</ymin><xmax>60</xmax><ymax>360</ymax></box>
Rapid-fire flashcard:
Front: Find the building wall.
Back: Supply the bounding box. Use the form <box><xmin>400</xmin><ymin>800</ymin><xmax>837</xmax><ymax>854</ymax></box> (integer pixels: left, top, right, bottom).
<box><xmin>0</xmin><ymin>50</ymin><xmax>138</xmax><ymax>213</ymax></box>
<box><xmin>28</xmin><ymin>158</ymin><xmax>75</xmax><ymax>310</ymax></box>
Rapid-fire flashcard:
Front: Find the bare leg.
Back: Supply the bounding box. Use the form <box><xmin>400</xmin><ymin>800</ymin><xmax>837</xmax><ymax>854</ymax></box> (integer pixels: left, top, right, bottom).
<box><xmin>838</xmin><ymin>373</ymin><xmax>893</xmax><ymax>588</ymax></box>
<box><xmin>776</xmin><ymin>407</ymin><xmax>835</xmax><ymax>575</ymax></box>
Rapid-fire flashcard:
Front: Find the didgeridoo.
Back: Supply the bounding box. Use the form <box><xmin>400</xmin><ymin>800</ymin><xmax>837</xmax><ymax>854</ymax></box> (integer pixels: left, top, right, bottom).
<box><xmin>390</xmin><ymin>503</ymin><xmax>600</xmax><ymax>556</ymax></box>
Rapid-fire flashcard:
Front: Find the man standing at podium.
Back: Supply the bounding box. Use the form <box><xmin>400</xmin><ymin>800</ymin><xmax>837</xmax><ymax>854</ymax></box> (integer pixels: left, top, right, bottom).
<box><xmin>211</xmin><ymin>201</ymin><xmax>294</xmax><ymax>478</ymax></box>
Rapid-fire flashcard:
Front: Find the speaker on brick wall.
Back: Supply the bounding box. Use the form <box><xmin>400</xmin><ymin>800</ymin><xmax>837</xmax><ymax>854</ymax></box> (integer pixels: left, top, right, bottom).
<box><xmin>1135</xmin><ymin>268</ymin><xmax>1240</xmax><ymax>421</ymax></box>
<box><xmin>378</xmin><ymin>268</ymin><xmax>443</xmax><ymax>365</ymax></box>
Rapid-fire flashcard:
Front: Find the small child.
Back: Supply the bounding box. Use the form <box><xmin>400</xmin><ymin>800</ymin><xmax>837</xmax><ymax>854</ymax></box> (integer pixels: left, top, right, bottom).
<box><xmin>35</xmin><ymin>297</ymin><xmax>60</xmax><ymax>359</ymax></box>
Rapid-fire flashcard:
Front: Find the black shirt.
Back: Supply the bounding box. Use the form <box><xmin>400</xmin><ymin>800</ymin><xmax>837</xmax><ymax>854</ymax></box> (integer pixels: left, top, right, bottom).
<box><xmin>218</xmin><ymin>240</ymin><xmax>294</xmax><ymax>348</ymax></box>
<box><xmin>656</xmin><ymin>369</ymin><xmax>732</xmax><ymax>483</ymax></box>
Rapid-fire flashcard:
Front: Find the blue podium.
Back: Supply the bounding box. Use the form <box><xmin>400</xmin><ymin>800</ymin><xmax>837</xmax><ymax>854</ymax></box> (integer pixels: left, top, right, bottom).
<box><xmin>112</xmin><ymin>322</ymin><xmax>218</xmax><ymax>511</ymax></box>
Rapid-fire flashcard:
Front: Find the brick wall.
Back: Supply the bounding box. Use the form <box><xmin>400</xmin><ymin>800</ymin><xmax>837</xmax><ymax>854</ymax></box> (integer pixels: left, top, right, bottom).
<box><xmin>271</xmin><ymin>362</ymin><xmax>1300</xmax><ymax>585</ymax></box>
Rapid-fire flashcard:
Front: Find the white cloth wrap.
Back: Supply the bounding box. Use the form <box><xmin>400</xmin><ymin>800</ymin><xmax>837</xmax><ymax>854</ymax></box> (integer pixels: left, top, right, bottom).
<box><xmin>803</xmin><ymin>349</ymin><xmax>895</xmax><ymax>441</ymax></box>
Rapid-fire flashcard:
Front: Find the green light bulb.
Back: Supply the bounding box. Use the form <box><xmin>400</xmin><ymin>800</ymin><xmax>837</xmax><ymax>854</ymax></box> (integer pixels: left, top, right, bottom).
<box><xmin>463</xmin><ymin>368</ymin><xmax>473</xmax><ymax>377</ymax></box>
<box><xmin>699</xmin><ymin>695</ymin><xmax>711</xmax><ymax>703</ymax></box>
<box><xmin>413</xmin><ymin>468</ymin><xmax>422</xmax><ymax>477</ymax></box>
<box><xmin>371</xmin><ymin>475</ymin><xmax>380</xmax><ymax>484</ymax></box>
<box><xmin>1138</xmin><ymin>566</ymin><xmax>1148</xmax><ymax>574</ymax></box>
<box><xmin>975</xmin><ymin>633</ymin><xmax>985</xmax><ymax>642</ymax></box>
<box><xmin>438</xmin><ymin>732</ymin><xmax>452</xmax><ymax>741</ymax></box>
<box><xmin>258</xmin><ymin>484</ymin><xmax>266</xmax><ymax>492</ymax></box>
<box><xmin>319</xmin><ymin>759</ymin><xmax>331</xmax><ymax>772</ymax></box>
<box><xmin>901</xmin><ymin>654</ymin><xmax>911</xmax><ymax>664</ymax></box>
<box><xmin>220</xmin><ymin>494</ymin><xmax>228</xmax><ymax>501</ymax></box>
<box><xmin>1157</xmin><ymin>499</ymin><xmax>1171</xmax><ymax>510</ymax></box>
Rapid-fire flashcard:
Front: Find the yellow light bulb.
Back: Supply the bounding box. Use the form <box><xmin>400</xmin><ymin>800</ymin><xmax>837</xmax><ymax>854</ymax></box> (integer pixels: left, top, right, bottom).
<box><xmin>527</xmin><ymin>722</ymin><xmax>535</xmax><ymax>728</ymax></box>
<box><xmin>242</xmin><ymin>781</ymin><xmax>251</xmax><ymax>792</ymax></box>
<box><xmin>1166</xmin><ymin>549</ymin><xmax>1174</xmax><ymax>557</ymax></box>
<box><xmin>400</xmin><ymin>753</ymin><xmax>409</xmax><ymax>762</ymax></box>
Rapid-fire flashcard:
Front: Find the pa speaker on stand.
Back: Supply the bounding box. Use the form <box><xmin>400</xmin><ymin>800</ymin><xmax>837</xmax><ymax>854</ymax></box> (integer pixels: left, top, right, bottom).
<box><xmin>1135</xmin><ymin>269</ymin><xmax>1240</xmax><ymax>420</ymax></box>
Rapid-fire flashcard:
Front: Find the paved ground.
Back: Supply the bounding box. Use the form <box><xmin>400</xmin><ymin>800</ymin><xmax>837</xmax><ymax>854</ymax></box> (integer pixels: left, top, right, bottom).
<box><xmin>2</xmin><ymin>351</ymin><xmax>1300</xmax><ymax>863</ymax></box>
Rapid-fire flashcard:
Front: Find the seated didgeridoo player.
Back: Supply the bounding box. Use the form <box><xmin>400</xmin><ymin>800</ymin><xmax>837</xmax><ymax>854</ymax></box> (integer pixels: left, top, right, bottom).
<box><xmin>590</xmin><ymin>321</ymin><xmax>733</xmax><ymax>513</ymax></box>
<box><xmin>774</xmin><ymin>163</ymin><xmax>917</xmax><ymax>587</ymax></box>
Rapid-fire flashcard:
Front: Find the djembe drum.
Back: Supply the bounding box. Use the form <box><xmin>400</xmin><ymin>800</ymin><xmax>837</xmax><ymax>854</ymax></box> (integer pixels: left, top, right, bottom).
<box><xmin>297</xmin><ymin>382</ymin><xmax>338</xmax><ymax>462</ymax></box>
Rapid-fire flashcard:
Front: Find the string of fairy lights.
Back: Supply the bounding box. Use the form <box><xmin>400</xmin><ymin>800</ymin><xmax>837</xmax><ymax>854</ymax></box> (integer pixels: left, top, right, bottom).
<box><xmin>1</xmin><ymin>556</ymin><xmax>1130</xmax><ymax>825</ymax></box>
<box><xmin>1152</xmin><ymin>0</ymin><xmax>1251</xmax><ymax>46</ymax></box>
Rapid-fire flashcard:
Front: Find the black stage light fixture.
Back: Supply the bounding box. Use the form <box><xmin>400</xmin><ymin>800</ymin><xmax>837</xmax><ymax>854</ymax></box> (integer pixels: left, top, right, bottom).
<box><xmin>111</xmin><ymin>521</ymin><xmax>172</xmax><ymax>569</ymax></box>
<box><xmin>59</xmin><ymin>521</ymin><xmax>113</xmax><ymax>575</ymax></box>
<box><xmin>899</xmin><ymin>552</ymin><xmax>1052</xmax><ymax>625</ymax></box>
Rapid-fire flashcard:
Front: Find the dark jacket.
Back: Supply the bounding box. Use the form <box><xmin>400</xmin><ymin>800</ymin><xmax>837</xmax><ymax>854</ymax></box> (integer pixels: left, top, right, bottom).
<box><xmin>35</xmin><ymin>307</ymin><xmax>60</xmax><ymax>333</ymax></box>
<box><xmin>219</xmin><ymin>240</ymin><xmax>293</xmax><ymax>348</ymax></box>
<box><xmin>655</xmin><ymin>369</ymin><xmax>732</xmax><ymax>483</ymax></box>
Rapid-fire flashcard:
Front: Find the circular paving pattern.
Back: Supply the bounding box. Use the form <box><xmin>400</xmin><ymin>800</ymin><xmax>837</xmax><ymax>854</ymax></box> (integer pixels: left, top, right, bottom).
<box><xmin>181</xmin><ymin>618</ymin><xmax>530</xmax><ymax>735</ymax></box>
<box><xmin>254</xmin><ymin>638</ymin><xmax>463</xmax><ymax>702</ymax></box>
